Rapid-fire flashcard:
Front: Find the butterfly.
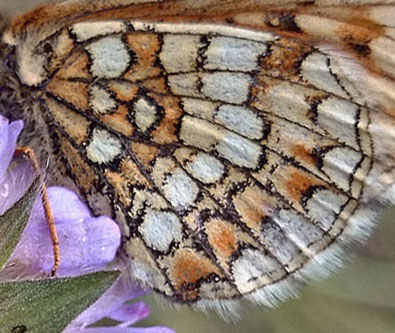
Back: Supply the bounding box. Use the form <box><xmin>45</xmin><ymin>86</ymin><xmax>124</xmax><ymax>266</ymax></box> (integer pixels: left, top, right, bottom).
<box><xmin>0</xmin><ymin>0</ymin><xmax>394</xmax><ymax>314</ymax></box>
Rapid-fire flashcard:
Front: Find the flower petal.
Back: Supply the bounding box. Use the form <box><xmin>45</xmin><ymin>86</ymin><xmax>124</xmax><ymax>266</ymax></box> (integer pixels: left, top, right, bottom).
<box><xmin>78</xmin><ymin>215</ymin><xmax>122</xmax><ymax>268</ymax></box>
<box><xmin>7</xmin><ymin>187</ymin><xmax>121</xmax><ymax>276</ymax></box>
<box><xmin>0</xmin><ymin>116</ymin><xmax>23</xmax><ymax>181</ymax></box>
<box><xmin>65</xmin><ymin>272</ymin><xmax>150</xmax><ymax>330</ymax></box>
<box><xmin>64</xmin><ymin>327</ymin><xmax>175</xmax><ymax>333</ymax></box>
<box><xmin>48</xmin><ymin>186</ymin><xmax>91</xmax><ymax>222</ymax></box>
<box><xmin>0</xmin><ymin>159</ymin><xmax>35</xmax><ymax>215</ymax></box>
<box><xmin>107</xmin><ymin>301</ymin><xmax>150</xmax><ymax>325</ymax></box>
<box><xmin>0</xmin><ymin>117</ymin><xmax>26</xmax><ymax>214</ymax></box>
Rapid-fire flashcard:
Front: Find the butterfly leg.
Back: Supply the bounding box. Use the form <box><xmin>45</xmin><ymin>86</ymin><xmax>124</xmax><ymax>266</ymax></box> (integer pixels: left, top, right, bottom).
<box><xmin>14</xmin><ymin>146</ymin><xmax>60</xmax><ymax>277</ymax></box>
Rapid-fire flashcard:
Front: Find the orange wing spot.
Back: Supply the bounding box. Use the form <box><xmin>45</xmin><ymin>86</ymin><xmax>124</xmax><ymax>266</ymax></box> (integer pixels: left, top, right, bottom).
<box><xmin>45</xmin><ymin>97</ymin><xmax>89</xmax><ymax>144</ymax></box>
<box><xmin>285</xmin><ymin>168</ymin><xmax>323</xmax><ymax>202</ymax></box>
<box><xmin>108</xmin><ymin>81</ymin><xmax>139</xmax><ymax>101</ymax></box>
<box><xmin>292</xmin><ymin>143</ymin><xmax>316</xmax><ymax>166</ymax></box>
<box><xmin>337</xmin><ymin>16</ymin><xmax>384</xmax><ymax>47</ymax></box>
<box><xmin>120</xmin><ymin>157</ymin><xmax>151</xmax><ymax>187</ymax></box>
<box><xmin>48</xmin><ymin>28</ymin><xmax>76</xmax><ymax>73</ymax></box>
<box><xmin>100</xmin><ymin>104</ymin><xmax>134</xmax><ymax>137</ymax></box>
<box><xmin>260</xmin><ymin>39</ymin><xmax>312</xmax><ymax>79</ymax></box>
<box><xmin>105</xmin><ymin>170</ymin><xmax>132</xmax><ymax>207</ymax></box>
<box><xmin>233</xmin><ymin>185</ymin><xmax>274</xmax><ymax>230</ymax></box>
<box><xmin>305</xmin><ymin>93</ymin><xmax>329</xmax><ymax>121</ymax></box>
<box><xmin>143</xmin><ymin>77</ymin><xmax>169</xmax><ymax>95</ymax></box>
<box><xmin>55</xmin><ymin>51</ymin><xmax>91</xmax><ymax>80</ymax></box>
<box><xmin>47</xmin><ymin>78</ymin><xmax>89</xmax><ymax>111</ymax></box>
<box><xmin>124</xmin><ymin>33</ymin><xmax>162</xmax><ymax>82</ymax></box>
<box><xmin>335</xmin><ymin>15</ymin><xmax>385</xmax><ymax>74</ymax></box>
<box><xmin>150</xmin><ymin>95</ymin><xmax>183</xmax><ymax>145</ymax></box>
<box><xmin>170</xmin><ymin>249</ymin><xmax>220</xmax><ymax>300</ymax></box>
<box><xmin>105</xmin><ymin>156</ymin><xmax>151</xmax><ymax>206</ymax></box>
<box><xmin>233</xmin><ymin>11</ymin><xmax>315</xmax><ymax>40</ymax></box>
<box><xmin>130</xmin><ymin>142</ymin><xmax>159</xmax><ymax>170</ymax></box>
<box><xmin>58</xmin><ymin>136</ymin><xmax>97</xmax><ymax>193</ymax></box>
<box><xmin>233</xmin><ymin>12</ymin><xmax>268</xmax><ymax>31</ymax></box>
<box><xmin>206</xmin><ymin>219</ymin><xmax>238</xmax><ymax>259</ymax></box>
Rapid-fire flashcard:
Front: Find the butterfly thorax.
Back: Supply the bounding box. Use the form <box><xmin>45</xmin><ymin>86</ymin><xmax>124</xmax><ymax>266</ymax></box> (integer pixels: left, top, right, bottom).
<box><xmin>0</xmin><ymin>37</ymin><xmax>64</xmax><ymax>193</ymax></box>
<box><xmin>0</xmin><ymin>41</ymin><xmax>21</xmax><ymax>121</ymax></box>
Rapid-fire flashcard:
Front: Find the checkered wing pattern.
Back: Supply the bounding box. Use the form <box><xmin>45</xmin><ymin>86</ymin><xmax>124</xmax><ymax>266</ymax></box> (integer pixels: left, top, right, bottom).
<box><xmin>3</xmin><ymin>0</ymin><xmax>395</xmax><ymax>311</ymax></box>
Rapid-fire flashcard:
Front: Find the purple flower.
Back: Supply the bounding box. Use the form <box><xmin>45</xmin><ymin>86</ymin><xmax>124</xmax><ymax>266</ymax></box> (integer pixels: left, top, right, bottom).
<box><xmin>0</xmin><ymin>115</ymin><xmax>174</xmax><ymax>333</ymax></box>
<box><xmin>8</xmin><ymin>186</ymin><xmax>122</xmax><ymax>277</ymax></box>
<box><xmin>0</xmin><ymin>116</ymin><xmax>25</xmax><ymax>215</ymax></box>
<box><xmin>64</xmin><ymin>271</ymin><xmax>173</xmax><ymax>333</ymax></box>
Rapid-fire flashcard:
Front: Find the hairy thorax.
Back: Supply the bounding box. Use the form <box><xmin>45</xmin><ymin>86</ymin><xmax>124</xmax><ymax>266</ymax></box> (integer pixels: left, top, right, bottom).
<box><xmin>0</xmin><ymin>30</ymin><xmax>82</xmax><ymax>200</ymax></box>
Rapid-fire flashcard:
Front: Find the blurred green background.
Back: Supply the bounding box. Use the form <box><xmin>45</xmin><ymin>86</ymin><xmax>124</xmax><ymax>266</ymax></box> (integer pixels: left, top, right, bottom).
<box><xmin>1</xmin><ymin>1</ymin><xmax>394</xmax><ymax>332</ymax></box>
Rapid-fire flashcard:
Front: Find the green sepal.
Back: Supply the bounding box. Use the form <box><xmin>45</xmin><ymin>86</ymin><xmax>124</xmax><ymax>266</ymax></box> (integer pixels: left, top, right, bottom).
<box><xmin>0</xmin><ymin>178</ymin><xmax>39</xmax><ymax>270</ymax></box>
<box><xmin>0</xmin><ymin>271</ymin><xmax>120</xmax><ymax>333</ymax></box>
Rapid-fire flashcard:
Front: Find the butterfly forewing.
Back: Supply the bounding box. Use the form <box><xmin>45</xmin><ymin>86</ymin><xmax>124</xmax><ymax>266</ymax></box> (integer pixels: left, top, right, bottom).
<box><xmin>2</xmin><ymin>0</ymin><xmax>395</xmax><ymax>309</ymax></box>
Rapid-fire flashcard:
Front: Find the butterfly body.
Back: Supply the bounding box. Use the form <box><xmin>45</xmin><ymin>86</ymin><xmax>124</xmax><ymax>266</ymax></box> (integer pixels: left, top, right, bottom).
<box><xmin>1</xmin><ymin>0</ymin><xmax>395</xmax><ymax>312</ymax></box>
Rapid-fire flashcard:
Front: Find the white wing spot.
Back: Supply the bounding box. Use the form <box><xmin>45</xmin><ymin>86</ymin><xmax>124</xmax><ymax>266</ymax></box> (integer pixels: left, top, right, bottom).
<box><xmin>306</xmin><ymin>189</ymin><xmax>348</xmax><ymax>231</ymax></box>
<box><xmin>89</xmin><ymin>85</ymin><xmax>117</xmax><ymax>114</ymax></box>
<box><xmin>134</xmin><ymin>97</ymin><xmax>158</xmax><ymax>132</ymax></box>
<box><xmin>217</xmin><ymin>132</ymin><xmax>262</xmax><ymax>168</ymax></box>
<box><xmin>302</xmin><ymin>52</ymin><xmax>348</xmax><ymax>98</ymax></box>
<box><xmin>316</xmin><ymin>97</ymin><xmax>358</xmax><ymax>149</ymax></box>
<box><xmin>179</xmin><ymin>115</ymin><xmax>220</xmax><ymax>151</ymax></box>
<box><xmin>201</xmin><ymin>72</ymin><xmax>251</xmax><ymax>104</ymax></box>
<box><xmin>130</xmin><ymin>21</ymin><xmax>276</xmax><ymax>43</ymax></box>
<box><xmin>189</xmin><ymin>153</ymin><xmax>224</xmax><ymax>184</ymax></box>
<box><xmin>72</xmin><ymin>21</ymin><xmax>127</xmax><ymax>41</ymax></box>
<box><xmin>139</xmin><ymin>209</ymin><xmax>183</xmax><ymax>252</ymax></box>
<box><xmin>86</xmin><ymin>128</ymin><xmax>122</xmax><ymax>164</ymax></box>
<box><xmin>160</xmin><ymin>34</ymin><xmax>202</xmax><ymax>73</ymax></box>
<box><xmin>205</xmin><ymin>36</ymin><xmax>267</xmax><ymax>71</ymax></box>
<box><xmin>168</xmin><ymin>73</ymin><xmax>200</xmax><ymax>97</ymax></box>
<box><xmin>169</xmin><ymin>73</ymin><xmax>251</xmax><ymax>104</ymax></box>
<box><xmin>233</xmin><ymin>249</ymin><xmax>279</xmax><ymax>293</ymax></box>
<box><xmin>182</xmin><ymin>97</ymin><xmax>218</xmax><ymax>119</ymax></box>
<box><xmin>274</xmin><ymin>209</ymin><xmax>323</xmax><ymax>247</ymax></box>
<box><xmin>163</xmin><ymin>168</ymin><xmax>199</xmax><ymax>210</ymax></box>
<box><xmin>322</xmin><ymin>147</ymin><xmax>362</xmax><ymax>191</ymax></box>
<box><xmin>86</xmin><ymin>36</ymin><xmax>130</xmax><ymax>78</ymax></box>
<box><xmin>215</xmin><ymin>105</ymin><xmax>265</xmax><ymax>140</ymax></box>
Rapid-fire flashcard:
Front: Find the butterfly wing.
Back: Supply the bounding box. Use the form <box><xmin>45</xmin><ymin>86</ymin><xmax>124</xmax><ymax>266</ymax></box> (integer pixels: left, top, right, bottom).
<box><xmin>4</xmin><ymin>0</ymin><xmax>395</xmax><ymax>312</ymax></box>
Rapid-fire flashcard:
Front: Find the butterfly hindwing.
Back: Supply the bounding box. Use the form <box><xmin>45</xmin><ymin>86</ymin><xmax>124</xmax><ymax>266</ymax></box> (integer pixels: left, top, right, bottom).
<box><xmin>3</xmin><ymin>0</ymin><xmax>395</xmax><ymax>310</ymax></box>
